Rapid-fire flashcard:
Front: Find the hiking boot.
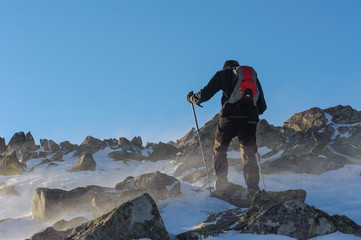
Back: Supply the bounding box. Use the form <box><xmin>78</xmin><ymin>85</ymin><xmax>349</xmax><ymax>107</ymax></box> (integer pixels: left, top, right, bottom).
<box><xmin>215</xmin><ymin>176</ymin><xmax>229</xmax><ymax>191</ymax></box>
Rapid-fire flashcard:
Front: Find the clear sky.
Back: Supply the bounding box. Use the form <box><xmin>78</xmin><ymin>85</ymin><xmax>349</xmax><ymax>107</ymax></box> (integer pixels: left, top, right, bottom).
<box><xmin>1</xmin><ymin>0</ymin><xmax>360</xmax><ymax>145</ymax></box>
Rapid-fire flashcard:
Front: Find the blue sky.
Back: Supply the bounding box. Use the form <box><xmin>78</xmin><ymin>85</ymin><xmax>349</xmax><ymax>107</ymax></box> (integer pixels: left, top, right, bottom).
<box><xmin>1</xmin><ymin>0</ymin><xmax>360</xmax><ymax>145</ymax></box>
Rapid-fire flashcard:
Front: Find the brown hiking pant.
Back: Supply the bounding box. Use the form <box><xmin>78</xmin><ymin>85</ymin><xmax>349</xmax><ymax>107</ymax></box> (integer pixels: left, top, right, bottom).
<box><xmin>213</xmin><ymin>117</ymin><xmax>260</xmax><ymax>189</ymax></box>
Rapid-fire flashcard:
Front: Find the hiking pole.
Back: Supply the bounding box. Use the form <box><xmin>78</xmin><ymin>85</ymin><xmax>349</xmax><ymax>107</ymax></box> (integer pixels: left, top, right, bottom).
<box><xmin>256</xmin><ymin>152</ymin><xmax>266</xmax><ymax>191</ymax></box>
<box><xmin>191</xmin><ymin>103</ymin><xmax>213</xmax><ymax>195</ymax></box>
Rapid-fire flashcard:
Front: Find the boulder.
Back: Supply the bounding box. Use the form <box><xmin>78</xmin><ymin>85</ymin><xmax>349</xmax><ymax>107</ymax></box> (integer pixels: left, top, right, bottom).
<box><xmin>60</xmin><ymin>141</ymin><xmax>78</xmax><ymax>153</ymax></box>
<box><xmin>51</xmin><ymin>151</ymin><xmax>64</xmax><ymax>161</ymax></box>
<box><xmin>68</xmin><ymin>153</ymin><xmax>96</xmax><ymax>172</ymax></box>
<box><xmin>73</xmin><ymin>136</ymin><xmax>106</xmax><ymax>157</ymax></box>
<box><xmin>177</xmin><ymin>191</ymin><xmax>361</xmax><ymax>240</ymax></box>
<box><xmin>210</xmin><ymin>182</ymin><xmax>306</xmax><ymax>208</ymax></box>
<box><xmin>148</xmin><ymin>142</ymin><xmax>179</xmax><ymax>161</ymax></box>
<box><xmin>52</xmin><ymin>217</ymin><xmax>88</xmax><ymax>231</ymax></box>
<box><xmin>6</xmin><ymin>132</ymin><xmax>26</xmax><ymax>154</ymax></box>
<box><xmin>32</xmin><ymin>185</ymin><xmax>104</xmax><ymax>221</ymax></box>
<box><xmin>24</xmin><ymin>132</ymin><xmax>39</xmax><ymax>151</ymax></box>
<box><xmin>67</xmin><ymin>193</ymin><xmax>170</xmax><ymax>240</ymax></box>
<box><xmin>47</xmin><ymin>163</ymin><xmax>59</xmax><ymax>168</ymax></box>
<box><xmin>103</xmin><ymin>138</ymin><xmax>118</xmax><ymax>148</ymax></box>
<box><xmin>131</xmin><ymin>136</ymin><xmax>143</xmax><ymax>149</ymax></box>
<box><xmin>0</xmin><ymin>137</ymin><xmax>6</xmax><ymax>154</ymax></box>
<box><xmin>49</xmin><ymin>140</ymin><xmax>61</xmax><ymax>153</ymax></box>
<box><xmin>107</xmin><ymin>150</ymin><xmax>145</xmax><ymax>161</ymax></box>
<box><xmin>0</xmin><ymin>151</ymin><xmax>26</xmax><ymax>176</ymax></box>
<box><xmin>38</xmin><ymin>151</ymin><xmax>50</xmax><ymax>158</ymax></box>
<box><xmin>40</xmin><ymin>139</ymin><xmax>50</xmax><ymax>152</ymax></box>
<box><xmin>30</xmin><ymin>194</ymin><xmax>170</xmax><ymax>240</ymax></box>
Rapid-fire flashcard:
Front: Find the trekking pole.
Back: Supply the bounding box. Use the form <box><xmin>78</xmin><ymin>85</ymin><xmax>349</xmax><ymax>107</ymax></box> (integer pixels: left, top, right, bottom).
<box><xmin>191</xmin><ymin>103</ymin><xmax>213</xmax><ymax>195</ymax></box>
<box><xmin>256</xmin><ymin>152</ymin><xmax>266</xmax><ymax>191</ymax></box>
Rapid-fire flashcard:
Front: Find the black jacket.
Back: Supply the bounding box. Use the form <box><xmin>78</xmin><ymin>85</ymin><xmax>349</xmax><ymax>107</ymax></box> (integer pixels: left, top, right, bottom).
<box><xmin>190</xmin><ymin>67</ymin><xmax>267</xmax><ymax>121</ymax></box>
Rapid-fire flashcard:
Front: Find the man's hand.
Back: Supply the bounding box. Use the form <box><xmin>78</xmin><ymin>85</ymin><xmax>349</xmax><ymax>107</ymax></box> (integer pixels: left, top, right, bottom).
<box><xmin>187</xmin><ymin>91</ymin><xmax>194</xmax><ymax>103</ymax></box>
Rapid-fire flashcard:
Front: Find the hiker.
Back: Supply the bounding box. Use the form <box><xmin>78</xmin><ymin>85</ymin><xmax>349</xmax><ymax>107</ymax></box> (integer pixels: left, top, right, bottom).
<box><xmin>187</xmin><ymin>60</ymin><xmax>267</xmax><ymax>191</ymax></box>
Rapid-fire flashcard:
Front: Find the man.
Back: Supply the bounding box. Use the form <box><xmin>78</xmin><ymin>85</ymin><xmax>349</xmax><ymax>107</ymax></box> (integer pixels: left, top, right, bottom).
<box><xmin>187</xmin><ymin>60</ymin><xmax>267</xmax><ymax>191</ymax></box>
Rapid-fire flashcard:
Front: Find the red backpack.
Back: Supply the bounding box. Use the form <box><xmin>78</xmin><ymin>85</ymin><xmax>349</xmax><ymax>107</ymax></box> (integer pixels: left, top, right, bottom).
<box><xmin>226</xmin><ymin>66</ymin><xmax>259</xmax><ymax>107</ymax></box>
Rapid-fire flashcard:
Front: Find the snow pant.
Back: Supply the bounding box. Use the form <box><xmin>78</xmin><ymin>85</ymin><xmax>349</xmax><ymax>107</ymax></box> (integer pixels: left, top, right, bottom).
<box><xmin>213</xmin><ymin>117</ymin><xmax>260</xmax><ymax>189</ymax></box>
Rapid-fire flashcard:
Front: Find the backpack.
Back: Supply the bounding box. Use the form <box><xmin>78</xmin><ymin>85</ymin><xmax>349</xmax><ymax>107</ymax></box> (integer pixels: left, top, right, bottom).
<box><xmin>226</xmin><ymin>66</ymin><xmax>259</xmax><ymax>107</ymax></box>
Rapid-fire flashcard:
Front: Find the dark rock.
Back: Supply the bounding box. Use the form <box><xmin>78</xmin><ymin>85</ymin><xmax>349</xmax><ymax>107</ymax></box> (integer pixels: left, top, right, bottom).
<box><xmin>73</xmin><ymin>136</ymin><xmax>106</xmax><ymax>157</ymax></box>
<box><xmin>107</xmin><ymin>150</ymin><xmax>145</xmax><ymax>161</ymax></box>
<box><xmin>47</xmin><ymin>163</ymin><xmax>59</xmax><ymax>168</ymax></box>
<box><xmin>38</xmin><ymin>151</ymin><xmax>50</xmax><ymax>158</ymax></box>
<box><xmin>68</xmin><ymin>153</ymin><xmax>96</xmax><ymax>172</ymax></box>
<box><xmin>29</xmin><ymin>227</ymin><xmax>72</xmax><ymax>240</ymax></box>
<box><xmin>30</xmin><ymin>159</ymin><xmax>52</xmax><ymax>172</ymax></box>
<box><xmin>0</xmin><ymin>137</ymin><xmax>6</xmax><ymax>154</ymax></box>
<box><xmin>66</xmin><ymin>193</ymin><xmax>170</xmax><ymax>240</ymax></box>
<box><xmin>324</xmin><ymin>105</ymin><xmax>361</xmax><ymax>124</ymax></box>
<box><xmin>20</xmin><ymin>151</ymin><xmax>32</xmax><ymax>162</ymax></box>
<box><xmin>176</xmin><ymin>128</ymin><xmax>196</xmax><ymax>147</ymax></box>
<box><xmin>103</xmin><ymin>138</ymin><xmax>118</xmax><ymax>148</ymax></box>
<box><xmin>51</xmin><ymin>151</ymin><xmax>64</xmax><ymax>161</ymax></box>
<box><xmin>49</xmin><ymin>140</ymin><xmax>61</xmax><ymax>153</ymax></box>
<box><xmin>24</xmin><ymin>132</ymin><xmax>39</xmax><ymax>151</ymax></box>
<box><xmin>211</xmin><ymin>183</ymin><xmax>306</xmax><ymax>208</ymax></box>
<box><xmin>131</xmin><ymin>136</ymin><xmax>143</xmax><ymax>149</ymax></box>
<box><xmin>40</xmin><ymin>139</ymin><xmax>50</xmax><ymax>152</ymax></box>
<box><xmin>0</xmin><ymin>151</ymin><xmax>26</xmax><ymax>176</ymax></box>
<box><xmin>60</xmin><ymin>141</ymin><xmax>78</xmax><ymax>153</ymax></box>
<box><xmin>148</xmin><ymin>142</ymin><xmax>179</xmax><ymax>161</ymax></box>
<box><xmin>6</xmin><ymin>132</ymin><xmax>26</xmax><ymax>154</ymax></box>
<box><xmin>52</xmin><ymin>217</ymin><xmax>88</xmax><ymax>231</ymax></box>
<box><xmin>32</xmin><ymin>185</ymin><xmax>105</xmax><ymax>221</ymax></box>
<box><xmin>179</xmin><ymin>191</ymin><xmax>361</xmax><ymax>240</ymax></box>
<box><xmin>256</xmin><ymin>119</ymin><xmax>285</xmax><ymax>149</ymax></box>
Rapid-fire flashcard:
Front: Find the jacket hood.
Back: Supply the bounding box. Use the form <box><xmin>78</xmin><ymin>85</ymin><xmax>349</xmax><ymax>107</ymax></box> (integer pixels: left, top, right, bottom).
<box><xmin>223</xmin><ymin>60</ymin><xmax>240</xmax><ymax>70</ymax></box>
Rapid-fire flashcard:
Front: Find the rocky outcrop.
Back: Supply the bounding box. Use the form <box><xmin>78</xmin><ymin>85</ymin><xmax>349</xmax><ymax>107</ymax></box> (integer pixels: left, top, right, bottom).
<box><xmin>68</xmin><ymin>153</ymin><xmax>96</xmax><ymax>172</ymax></box>
<box><xmin>24</xmin><ymin>132</ymin><xmax>39</xmax><ymax>152</ymax></box>
<box><xmin>210</xmin><ymin>182</ymin><xmax>306</xmax><ymax>208</ymax></box>
<box><xmin>131</xmin><ymin>136</ymin><xmax>143</xmax><ymax>149</ymax></box>
<box><xmin>6</xmin><ymin>132</ymin><xmax>26</xmax><ymax>154</ymax></box>
<box><xmin>0</xmin><ymin>151</ymin><xmax>26</xmax><ymax>176</ymax></box>
<box><xmin>177</xmin><ymin>191</ymin><xmax>361</xmax><ymax>240</ymax></box>
<box><xmin>283</xmin><ymin>107</ymin><xmax>328</xmax><ymax>132</ymax></box>
<box><xmin>32</xmin><ymin>185</ymin><xmax>104</xmax><ymax>221</ymax></box>
<box><xmin>324</xmin><ymin>105</ymin><xmax>361</xmax><ymax>124</ymax></box>
<box><xmin>51</xmin><ymin>217</ymin><xmax>88</xmax><ymax>231</ymax></box>
<box><xmin>0</xmin><ymin>137</ymin><xmax>6</xmax><ymax>154</ymax></box>
<box><xmin>147</xmin><ymin>142</ymin><xmax>179</xmax><ymax>161</ymax></box>
<box><xmin>51</xmin><ymin>151</ymin><xmax>64</xmax><ymax>161</ymax></box>
<box><xmin>60</xmin><ymin>141</ymin><xmax>78</xmax><ymax>153</ymax></box>
<box><xmin>40</xmin><ymin>139</ymin><xmax>50</xmax><ymax>152</ymax></box>
<box><xmin>48</xmin><ymin>140</ymin><xmax>61</xmax><ymax>153</ymax></box>
<box><xmin>30</xmin><ymin>194</ymin><xmax>170</xmax><ymax>240</ymax></box>
<box><xmin>73</xmin><ymin>136</ymin><xmax>106</xmax><ymax>157</ymax></box>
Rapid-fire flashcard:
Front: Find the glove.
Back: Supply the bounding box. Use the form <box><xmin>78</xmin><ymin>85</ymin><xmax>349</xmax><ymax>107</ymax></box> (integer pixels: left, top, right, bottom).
<box><xmin>187</xmin><ymin>91</ymin><xmax>194</xmax><ymax>103</ymax></box>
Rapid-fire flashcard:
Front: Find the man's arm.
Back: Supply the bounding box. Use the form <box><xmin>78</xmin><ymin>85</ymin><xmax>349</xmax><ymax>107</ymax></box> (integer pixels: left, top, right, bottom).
<box><xmin>256</xmin><ymin>78</ymin><xmax>267</xmax><ymax>114</ymax></box>
<box><xmin>188</xmin><ymin>71</ymin><xmax>222</xmax><ymax>105</ymax></box>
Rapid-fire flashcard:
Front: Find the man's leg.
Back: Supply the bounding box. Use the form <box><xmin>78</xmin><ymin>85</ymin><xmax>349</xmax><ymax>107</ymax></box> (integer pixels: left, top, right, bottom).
<box><xmin>239</xmin><ymin>122</ymin><xmax>260</xmax><ymax>190</ymax></box>
<box><xmin>213</xmin><ymin>117</ymin><xmax>235</xmax><ymax>189</ymax></box>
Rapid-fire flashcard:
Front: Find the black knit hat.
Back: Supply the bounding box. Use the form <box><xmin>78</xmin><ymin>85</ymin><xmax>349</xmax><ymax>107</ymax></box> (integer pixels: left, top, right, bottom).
<box><xmin>223</xmin><ymin>60</ymin><xmax>239</xmax><ymax>70</ymax></box>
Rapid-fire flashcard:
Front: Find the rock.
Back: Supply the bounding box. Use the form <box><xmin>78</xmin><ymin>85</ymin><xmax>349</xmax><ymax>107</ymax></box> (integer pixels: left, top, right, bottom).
<box><xmin>60</xmin><ymin>141</ymin><xmax>78</xmax><ymax>153</ymax></box>
<box><xmin>68</xmin><ymin>153</ymin><xmax>96</xmax><ymax>172</ymax></box>
<box><xmin>38</xmin><ymin>151</ymin><xmax>50</xmax><ymax>158</ymax></box>
<box><xmin>73</xmin><ymin>136</ymin><xmax>106</xmax><ymax>157</ymax></box>
<box><xmin>0</xmin><ymin>185</ymin><xmax>21</xmax><ymax>197</ymax></box>
<box><xmin>6</xmin><ymin>132</ymin><xmax>26</xmax><ymax>154</ymax></box>
<box><xmin>115</xmin><ymin>171</ymin><xmax>181</xmax><ymax>201</ymax></box>
<box><xmin>66</xmin><ymin>193</ymin><xmax>170</xmax><ymax>240</ymax></box>
<box><xmin>20</xmin><ymin>151</ymin><xmax>32</xmax><ymax>162</ymax></box>
<box><xmin>282</xmin><ymin>107</ymin><xmax>328</xmax><ymax>132</ymax></box>
<box><xmin>210</xmin><ymin>183</ymin><xmax>306</xmax><ymax>208</ymax></box>
<box><xmin>32</xmin><ymin>185</ymin><xmax>104</xmax><ymax>221</ymax></box>
<box><xmin>107</xmin><ymin>150</ymin><xmax>145</xmax><ymax>161</ymax></box>
<box><xmin>131</xmin><ymin>136</ymin><xmax>143</xmax><ymax>149</ymax></box>
<box><xmin>51</xmin><ymin>151</ymin><xmax>64</xmax><ymax>161</ymax></box>
<box><xmin>148</xmin><ymin>142</ymin><xmax>179</xmax><ymax>161</ymax></box>
<box><xmin>0</xmin><ymin>151</ymin><xmax>26</xmax><ymax>176</ymax></box>
<box><xmin>178</xmin><ymin>191</ymin><xmax>361</xmax><ymax>240</ymax></box>
<box><xmin>0</xmin><ymin>137</ymin><xmax>6</xmax><ymax>154</ymax></box>
<box><xmin>29</xmin><ymin>227</ymin><xmax>72</xmax><ymax>240</ymax></box>
<box><xmin>24</xmin><ymin>132</ymin><xmax>39</xmax><ymax>151</ymax></box>
<box><xmin>47</xmin><ymin>163</ymin><xmax>59</xmax><ymax>168</ymax></box>
<box><xmin>48</xmin><ymin>140</ymin><xmax>61</xmax><ymax>153</ymax></box>
<box><xmin>40</xmin><ymin>139</ymin><xmax>50</xmax><ymax>151</ymax></box>
<box><xmin>103</xmin><ymin>138</ymin><xmax>118</xmax><ymax>148</ymax></box>
<box><xmin>256</xmin><ymin>119</ymin><xmax>285</xmax><ymax>149</ymax></box>
<box><xmin>52</xmin><ymin>217</ymin><xmax>88</xmax><ymax>231</ymax></box>
<box><xmin>176</xmin><ymin>128</ymin><xmax>196</xmax><ymax>147</ymax></box>
<box><xmin>324</xmin><ymin>105</ymin><xmax>361</xmax><ymax>124</ymax></box>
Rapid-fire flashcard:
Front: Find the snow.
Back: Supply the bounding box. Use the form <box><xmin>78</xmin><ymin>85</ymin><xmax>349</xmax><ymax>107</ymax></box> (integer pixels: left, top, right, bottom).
<box><xmin>1</xmin><ymin>147</ymin><xmax>361</xmax><ymax>240</ymax></box>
